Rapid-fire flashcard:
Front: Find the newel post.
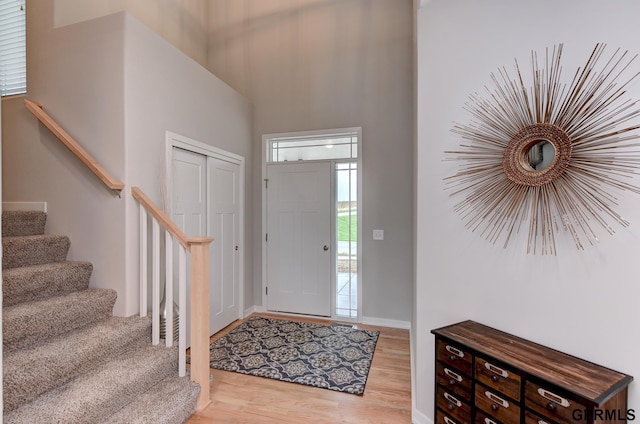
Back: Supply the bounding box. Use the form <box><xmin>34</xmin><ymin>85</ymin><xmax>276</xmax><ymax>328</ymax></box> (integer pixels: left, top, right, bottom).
<box><xmin>187</xmin><ymin>236</ymin><xmax>214</xmax><ymax>411</ymax></box>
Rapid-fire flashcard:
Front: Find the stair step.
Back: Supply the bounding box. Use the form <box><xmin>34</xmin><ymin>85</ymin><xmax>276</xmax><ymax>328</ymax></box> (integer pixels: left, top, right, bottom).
<box><xmin>3</xmin><ymin>261</ymin><xmax>93</xmax><ymax>307</ymax></box>
<box><xmin>3</xmin><ymin>315</ymin><xmax>152</xmax><ymax>412</ymax></box>
<box><xmin>2</xmin><ymin>235</ymin><xmax>70</xmax><ymax>269</ymax></box>
<box><xmin>4</xmin><ymin>344</ymin><xmax>180</xmax><ymax>424</ymax></box>
<box><xmin>100</xmin><ymin>375</ymin><xmax>199</xmax><ymax>424</ymax></box>
<box><xmin>3</xmin><ymin>288</ymin><xmax>117</xmax><ymax>352</ymax></box>
<box><xmin>2</xmin><ymin>213</ymin><xmax>194</xmax><ymax>423</ymax></box>
<box><xmin>2</xmin><ymin>211</ymin><xmax>46</xmax><ymax>237</ymax></box>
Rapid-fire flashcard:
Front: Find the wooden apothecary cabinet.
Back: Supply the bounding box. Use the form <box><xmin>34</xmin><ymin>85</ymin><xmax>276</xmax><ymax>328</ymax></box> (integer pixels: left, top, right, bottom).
<box><xmin>432</xmin><ymin>321</ymin><xmax>633</xmax><ymax>424</ymax></box>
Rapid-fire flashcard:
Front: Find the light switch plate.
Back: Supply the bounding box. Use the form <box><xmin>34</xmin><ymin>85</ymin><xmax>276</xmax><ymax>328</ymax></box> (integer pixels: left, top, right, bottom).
<box><xmin>373</xmin><ymin>229</ymin><xmax>384</xmax><ymax>240</ymax></box>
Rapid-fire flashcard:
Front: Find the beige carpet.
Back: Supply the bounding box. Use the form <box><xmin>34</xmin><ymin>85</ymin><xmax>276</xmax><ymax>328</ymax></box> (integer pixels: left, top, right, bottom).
<box><xmin>3</xmin><ymin>210</ymin><xmax>199</xmax><ymax>423</ymax></box>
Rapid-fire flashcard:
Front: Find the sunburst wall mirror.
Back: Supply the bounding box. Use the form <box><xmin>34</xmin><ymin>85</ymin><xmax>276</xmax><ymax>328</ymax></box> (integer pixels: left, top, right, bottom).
<box><xmin>445</xmin><ymin>43</ymin><xmax>640</xmax><ymax>255</ymax></box>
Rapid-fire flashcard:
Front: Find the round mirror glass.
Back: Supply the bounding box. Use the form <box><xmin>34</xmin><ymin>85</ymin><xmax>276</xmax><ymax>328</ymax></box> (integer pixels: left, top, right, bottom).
<box><xmin>525</xmin><ymin>140</ymin><xmax>556</xmax><ymax>171</ymax></box>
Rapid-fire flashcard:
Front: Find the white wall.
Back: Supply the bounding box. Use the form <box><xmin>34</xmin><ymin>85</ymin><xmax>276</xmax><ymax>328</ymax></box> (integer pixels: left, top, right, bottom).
<box><xmin>2</xmin><ymin>1</ymin><xmax>252</xmax><ymax>317</ymax></box>
<box><xmin>207</xmin><ymin>0</ymin><xmax>414</xmax><ymax>323</ymax></box>
<box><xmin>37</xmin><ymin>0</ymin><xmax>413</xmax><ymax>324</ymax></box>
<box><xmin>415</xmin><ymin>0</ymin><xmax>640</xmax><ymax>421</ymax></box>
<box><xmin>122</xmin><ymin>11</ymin><xmax>253</xmax><ymax>318</ymax></box>
<box><xmin>3</xmin><ymin>1</ymin><xmax>128</xmax><ymax>314</ymax></box>
<box><xmin>53</xmin><ymin>0</ymin><xmax>209</xmax><ymax>68</ymax></box>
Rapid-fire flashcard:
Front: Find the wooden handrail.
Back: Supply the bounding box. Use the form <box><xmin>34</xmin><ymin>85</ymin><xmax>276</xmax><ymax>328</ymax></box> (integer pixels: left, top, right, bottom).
<box><xmin>131</xmin><ymin>186</ymin><xmax>214</xmax><ymax>250</ymax></box>
<box><xmin>132</xmin><ymin>185</ymin><xmax>213</xmax><ymax>411</ymax></box>
<box><xmin>24</xmin><ymin>99</ymin><xmax>125</xmax><ymax>192</ymax></box>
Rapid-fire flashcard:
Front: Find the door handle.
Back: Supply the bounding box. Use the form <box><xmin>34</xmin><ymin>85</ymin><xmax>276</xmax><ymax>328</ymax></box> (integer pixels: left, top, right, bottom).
<box><xmin>323</xmin><ymin>245</ymin><xmax>329</xmax><ymax>251</ymax></box>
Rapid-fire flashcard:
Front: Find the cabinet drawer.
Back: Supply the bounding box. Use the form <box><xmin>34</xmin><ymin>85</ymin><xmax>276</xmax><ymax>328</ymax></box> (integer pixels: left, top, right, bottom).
<box><xmin>436</xmin><ymin>387</ymin><xmax>471</xmax><ymax>424</ymax></box>
<box><xmin>475</xmin><ymin>384</ymin><xmax>521</xmax><ymax>424</ymax></box>
<box><xmin>475</xmin><ymin>356</ymin><xmax>520</xmax><ymax>401</ymax></box>
<box><xmin>525</xmin><ymin>381</ymin><xmax>585</xmax><ymax>424</ymax></box>
<box><xmin>436</xmin><ymin>361</ymin><xmax>472</xmax><ymax>401</ymax></box>
<box><xmin>435</xmin><ymin>408</ymin><xmax>463</xmax><ymax>424</ymax></box>
<box><xmin>437</xmin><ymin>339</ymin><xmax>473</xmax><ymax>376</ymax></box>
<box><xmin>524</xmin><ymin>410</ymin><xmax>556</xmax><ymax>424</ymax></box>
<box><xmin>475</xmin><ymin>409</ymin><xmax>506</xmax><ymax>424</ymax></box>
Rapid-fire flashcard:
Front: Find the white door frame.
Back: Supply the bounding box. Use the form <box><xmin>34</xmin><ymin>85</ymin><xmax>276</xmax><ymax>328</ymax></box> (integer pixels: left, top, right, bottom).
<box><xmin>165</xmin><ymin>131</ymin><xmax>245</xmax><ymax>323</ymax></box>
<box><xmin>261</xmin><ymin>127</ymin><xmax>363</xmax><ymax>321</ymax></box>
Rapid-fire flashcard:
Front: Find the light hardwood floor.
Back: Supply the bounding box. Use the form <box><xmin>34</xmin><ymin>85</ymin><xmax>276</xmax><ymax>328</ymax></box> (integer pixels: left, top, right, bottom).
<box><xmin>185</xmin><ymin>313</ymin><xmax>412</xmax><ymax>424</ymax></box>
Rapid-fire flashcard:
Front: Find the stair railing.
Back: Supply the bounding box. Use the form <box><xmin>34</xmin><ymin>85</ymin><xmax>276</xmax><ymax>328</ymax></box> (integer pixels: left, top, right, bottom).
<box><xmin>24</xmin><ymin>99</ymin><xmax>125</xmax><ymax>193</ymax></box>
<box><xmin>132</xmin><ymin>186</ymin><xmax>212</xmax><ymax>411</ymax></box>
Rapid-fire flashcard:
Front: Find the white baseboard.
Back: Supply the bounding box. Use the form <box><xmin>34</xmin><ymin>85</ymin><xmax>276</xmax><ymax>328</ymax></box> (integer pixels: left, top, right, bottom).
<box><xmin>244</xmin><ymin>306</ymin><xmax>411</xmax><ymax>330</ymax></box>
<box><xmin>361</xmin><ymin>316</ymin><xmax>411</xmax><ymax>330</ymax></box>
<box><xmin>244</xmin><ymin>305</ymin><xmax>266</xmax><ymax>317</ymax></box>
<box><xmin>412</xmin><ymin>408</ymin><xmax>432</xmax><ymax>424</ymax></box>
<box><xmin>3</xmin><ymin>202</ymin><xmax>47</xmax><ymax>212</ymax></box>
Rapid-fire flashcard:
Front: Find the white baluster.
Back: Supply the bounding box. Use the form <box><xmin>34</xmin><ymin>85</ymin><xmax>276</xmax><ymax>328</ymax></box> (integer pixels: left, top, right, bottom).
<box><xmin>139</xmin><ymin>206</ymin><xmax>147</xmax><ymax>317</ymax></box>
<box><xmin>165</xmin><ymin>230</ymin><xmax>174</xmax><ymax>347</ymax></box>
<box><xmin>152</xmin><ymin>218</ymin><xmax>160</xmax><ymax>345</ymax></box>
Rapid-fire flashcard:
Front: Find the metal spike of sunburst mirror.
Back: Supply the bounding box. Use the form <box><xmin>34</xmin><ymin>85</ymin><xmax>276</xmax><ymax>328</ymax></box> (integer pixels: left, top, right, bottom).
<box><xmin>445</xmin><ymin>43</ymin><xmax>640</xmax><ymax>255</ymax></box>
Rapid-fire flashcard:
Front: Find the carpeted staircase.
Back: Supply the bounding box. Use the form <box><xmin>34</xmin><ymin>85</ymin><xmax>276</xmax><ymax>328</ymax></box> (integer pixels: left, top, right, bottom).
<box><xmin>2</xmin><ymin>210</ymin><xmax>200</xmax><ymax>423</ymax></box>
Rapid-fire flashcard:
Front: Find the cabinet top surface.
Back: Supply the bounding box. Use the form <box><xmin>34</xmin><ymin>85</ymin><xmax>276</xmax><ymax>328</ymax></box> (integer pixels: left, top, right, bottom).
<box><xmin>432</xmin><ymin>320</ymin><xmax>633</xmax><ymax>404</ymax></box>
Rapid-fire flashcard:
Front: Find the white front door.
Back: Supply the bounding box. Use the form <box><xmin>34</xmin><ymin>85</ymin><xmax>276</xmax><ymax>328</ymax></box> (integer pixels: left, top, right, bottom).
<box><xmin>208</xmin><ymin>156</ymin><xmax>240</xmax><ymax>335</ymax></box>
<box><xmin>266</xmin><ymin>162</ymin><xmax>331</xmax><ymax>316</ymax></box>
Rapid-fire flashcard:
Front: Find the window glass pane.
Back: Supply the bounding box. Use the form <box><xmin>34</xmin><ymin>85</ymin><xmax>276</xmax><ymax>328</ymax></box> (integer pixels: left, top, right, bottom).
<box><xmin>336</xmin><ymin>161</ymin><xmax>357</xmax><ymax>318</ymax></box>
<box><xmin>269</xmin><ymin>133</ymin><xmax>357</xmax><ymax>162</ymax></box>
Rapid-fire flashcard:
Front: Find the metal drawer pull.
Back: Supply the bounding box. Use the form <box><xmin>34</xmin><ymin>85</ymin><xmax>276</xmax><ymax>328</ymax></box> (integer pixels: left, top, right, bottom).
<box><xmin>485</xmin><ymin>361</ymin><xmax>509</xmax><ymax>378</ymax></box>
<box><xmin>443</xmin><ymin>392</ymin><xmax>462</xmax><ymax>407</ymax></box>
<box><xmin>445</xmin><ymin>345</ymin><xmax>464</xmax><ymax>358</ymax></box>
<box><xmin>443</xmin><ymin>417</ymin><xmax>456</xmax><ymax>424</ymax></box>
<box><xmin>537</xmin><ymin>388</ymin><xmax>570</xmax><ymax>408</ymax></box>
<box><xmin>485</xmin><ymin>391</ymin><xmax>509</xmax><ymax>408</ymax></box>
<box><xmin>444</xmin><ymin>368</ymin><xmax>463</xmax><ymax>382</ymax></box>
<box><xmin>484</xmin><ymin>418</ymin><xmax>498</xmax><ymax>424</ymax></box>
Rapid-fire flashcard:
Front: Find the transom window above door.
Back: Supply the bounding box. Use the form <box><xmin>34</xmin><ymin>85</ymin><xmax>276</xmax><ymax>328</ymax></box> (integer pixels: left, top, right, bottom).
<box><xmin>268</xmin><ymin>131</ymin><xmax>358</xmax><ymax>163</ymax></box>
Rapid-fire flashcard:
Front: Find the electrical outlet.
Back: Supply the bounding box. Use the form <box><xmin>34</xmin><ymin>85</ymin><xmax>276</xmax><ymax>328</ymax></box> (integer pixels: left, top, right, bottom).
<box><xmin>373</xmin><ymin>229</ymin><xmax>384</xmax><ymax>240</ymax></box>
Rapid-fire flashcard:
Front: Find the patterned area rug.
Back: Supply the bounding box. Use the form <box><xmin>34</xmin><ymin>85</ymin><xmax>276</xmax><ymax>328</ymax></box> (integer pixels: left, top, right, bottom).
<box><xmin>209</xmin><ymin>316</ymin><xmax>379</xmax><ymax>395</ymax></box>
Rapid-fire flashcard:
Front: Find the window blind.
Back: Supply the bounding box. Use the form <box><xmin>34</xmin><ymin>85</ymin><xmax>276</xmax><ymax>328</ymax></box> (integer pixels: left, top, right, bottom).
<box><xmin>0</xmin><ymin>0</ymin><xmax>26</xmax><ymax>97</ymax></box>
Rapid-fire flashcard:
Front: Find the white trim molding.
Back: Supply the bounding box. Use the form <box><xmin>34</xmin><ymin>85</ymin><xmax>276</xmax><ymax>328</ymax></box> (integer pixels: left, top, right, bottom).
<box><xmin>165</xmin><ymin>131</ymin><xmax>246</xmax><ymax>324</ymax></box>
<box><xmin>3</xmin><ymin>202</ymin><xmax>47</xmax><ymax>212</ymax></box>
<box><xmin>361</xmin><ymin>316</ymin><xmax>411</xmax><ymax>330</ymax></box>
<box><xmin>244</xmin><ymin>305</ymin><xmax>262</xmax><ymax>318</ymax></box>
<box><xmin>412</xmin><ymin>408</ymin><xmax>432</xmax><ymax>424</ymax></box>
<box><xmin>261</xmin><ymin>127</ymin><xmax>363</xmax><ymax>320</ymax></box>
